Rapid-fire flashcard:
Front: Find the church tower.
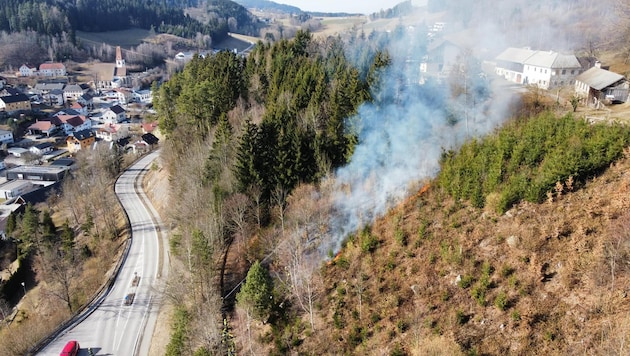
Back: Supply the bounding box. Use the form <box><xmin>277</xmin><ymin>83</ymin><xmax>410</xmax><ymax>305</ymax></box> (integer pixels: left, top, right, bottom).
<box><xmin>115</xmin><ymin>46</ymin><xmax>125</xmax><ymax>68</ymax></box>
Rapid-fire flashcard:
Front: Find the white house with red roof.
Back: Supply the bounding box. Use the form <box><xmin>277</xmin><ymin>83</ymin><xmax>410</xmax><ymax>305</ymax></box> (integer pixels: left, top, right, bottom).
<box><xmin>53</xmin><ymin>114</ymin><xmax>92</xmax><ymax>135</ymax></box>
<box><xmin>69</xmin><ymin>102</ymin><xmax>88</xmax><ymax>116</ymax></box>
<box><xmin>39</xmin><ymin>62</ymin><xmax>66</xmax><ymax>77</ymax></box>
<box><xmin>28</xmin><ymin>120</ymin><xmax>58</xmax><ymax>137</ymax></box>
<box><xmin>96</xmin><ymin>124</ymin><xmax>129</xmax><ymax>142</ymax></box>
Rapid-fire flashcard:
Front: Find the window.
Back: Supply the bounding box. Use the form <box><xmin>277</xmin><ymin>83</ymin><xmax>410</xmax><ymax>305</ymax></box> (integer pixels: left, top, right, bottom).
<box><xmin>571</xmin><ymin>70</ymin><xmax>575</xmax><ymax>74</ymax></box>
<box><xmin>562</xmin><ymin>69</ymin><xmax>566</xmax><ymax>75</ymax></box>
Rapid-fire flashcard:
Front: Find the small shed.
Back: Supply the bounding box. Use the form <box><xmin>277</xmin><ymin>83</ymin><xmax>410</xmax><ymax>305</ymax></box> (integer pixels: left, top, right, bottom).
<box><xmin>575</xmin><ymin>64</ymin><xmax>629</xmax><ymax>105</ymax></box>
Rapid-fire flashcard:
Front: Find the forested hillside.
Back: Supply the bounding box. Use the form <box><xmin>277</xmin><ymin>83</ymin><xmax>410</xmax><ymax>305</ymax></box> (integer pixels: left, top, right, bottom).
<box><xmin>0</xmin><ymin>0</ymin><xmax>261</xmax><ymax>43</ymax></box>
<box><xmin>151</xmin><ymin>14</ymin><xmax>630</xmax><ymax>354</ymax></box>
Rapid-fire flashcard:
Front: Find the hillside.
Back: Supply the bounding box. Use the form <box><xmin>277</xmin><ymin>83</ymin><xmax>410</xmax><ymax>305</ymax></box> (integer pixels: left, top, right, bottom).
<box><xmin>296</xmin><ymin>144</ymin><xmax>630</xmax><ymax>354</ymax></box>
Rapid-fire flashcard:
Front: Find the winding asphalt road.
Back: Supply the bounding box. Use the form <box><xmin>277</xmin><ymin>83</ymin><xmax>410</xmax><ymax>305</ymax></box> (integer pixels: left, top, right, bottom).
<box><xmin>38</xmin><ymin>151</ymin><xmax>168</xmax><ymax>356</ymax></box>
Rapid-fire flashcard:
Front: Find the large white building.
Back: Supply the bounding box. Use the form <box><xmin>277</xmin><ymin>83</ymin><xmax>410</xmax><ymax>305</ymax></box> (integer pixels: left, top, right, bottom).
<box><xmin>495</xmin><ymin>48</ymin><xmax>582</xmax><ymax>89</ymax></box>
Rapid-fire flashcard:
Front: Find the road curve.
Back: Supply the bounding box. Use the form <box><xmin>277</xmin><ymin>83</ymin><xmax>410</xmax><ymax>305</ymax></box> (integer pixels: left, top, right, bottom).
<box><xmin>38</xmin><ymin>151</ymin><xmax>168</xmax><ymax>356</ymax></box>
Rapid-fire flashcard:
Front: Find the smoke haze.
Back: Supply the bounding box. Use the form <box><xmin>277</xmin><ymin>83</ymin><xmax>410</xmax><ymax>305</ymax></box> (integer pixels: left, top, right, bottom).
<box><xmin>317</xmin><ymin>0</ymin><xmax>611</xmax><ymax>256</ymax></box>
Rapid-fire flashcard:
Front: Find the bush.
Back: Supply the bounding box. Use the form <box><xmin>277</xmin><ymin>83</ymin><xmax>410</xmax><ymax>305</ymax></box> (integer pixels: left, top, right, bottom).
<box><xmin>438</xmin><ymin>112</ymin><xmax>630</xmax><ymax>213</ymax></box>
<box><xmin>494</xmin><ymin>291</ymin><xmax>508</xmax><ymax>311</ymax></box>
<box><xmin>458</xmin><ymin>275</ymin><xmax>474</xmax><ymax>289</ymax></box>
<box><xmin>360</xmin><ymin>225</ymin><xmax>379</xmax><ymax>253</ymax></box>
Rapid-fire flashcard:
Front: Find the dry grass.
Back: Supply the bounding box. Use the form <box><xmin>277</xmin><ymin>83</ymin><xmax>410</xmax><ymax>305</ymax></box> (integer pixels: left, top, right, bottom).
<box><xmin>274</xmin><ymin>145</ymin><xmax>630</xmax><ymax>355</ymax></box>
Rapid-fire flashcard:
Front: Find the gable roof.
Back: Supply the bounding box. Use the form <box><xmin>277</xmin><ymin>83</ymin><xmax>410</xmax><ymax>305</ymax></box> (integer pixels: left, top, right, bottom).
<box><xmin>33</xmin><ymin>142</ymin><xmax>53</xmax><ymax>150</ymax></box>
<box><xmin>496</xmin><ymin>48</ymin><xmax>581</xmax><ymax>69</ymax></box>
<box><xmin>28</xmin><ymin>120</ymin><xmax>55</xmax><ymax>131</ymax></box>
<box><xmin>524</xmin><ymin>51</ymin><xmax>581</xmax><ymax>69</ymax></box>
<box><xmin>496</xmin><ymin>47</ymin><xmax>537</xmax><ymax>64</ymax></box>
<box><xmin>71</xmin><ymin>129</ymin><xmax>95</xmax><ymax>141</ymax></box>
<box><xmin>109</xmin><ymin>104</ymin><xmax>125</xmax><ymax>114</ymax></box>
<box><xmin>64</xmin><ymin>84</ymin><xmax>83</xmax><ymax>92</ymax></box>
<box><xmin>141</xmin><ymin>133</ymin><xmax>159</xmax><ymax>145</ymax></box>
<box><xmin>39</xmin><ymin>62</ymin><xmax>65</xmax><ymax>70</ymax></box>
<box><xmin>576</xmin><ymin>67</ymin><xmax>626</xmax><ymax>91</ymax></box>
<box><xmin>0</xmin><ymin>87</ymin><xmax>23</xmax><ymax>96</ymax></box>
<box><xmin>0</xmin><ymin>93</ymin><xmax>29</xmax><ymax>104</ymax></box>
<box><xmin>55</xmin><ymin>114</ymin><xmax>86</xmax><ymax>127</ymax></box>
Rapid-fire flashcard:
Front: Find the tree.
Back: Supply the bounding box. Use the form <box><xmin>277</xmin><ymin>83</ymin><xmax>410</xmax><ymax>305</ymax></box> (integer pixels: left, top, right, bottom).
<box><xmin>236</xmin><ymin>261</ymin><xmax>274</xmax><ymax>322</ymax></box>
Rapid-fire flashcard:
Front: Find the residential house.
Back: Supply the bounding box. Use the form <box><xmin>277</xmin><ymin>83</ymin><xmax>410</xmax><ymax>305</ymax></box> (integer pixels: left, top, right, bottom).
<box><xmin>103</xmin><ymin>105</ymin><xmax>126</xmax><ymax>124</ymax></box>
<box><xmin>29</xmin><ymin>142</ymin><xmax>54</xmax><ymax>156</ymax></box>
<box><xmin>39</xmin><ymin>62</ymin><xmax>66</xmax><ymax>77</ymax></box>
<box><xmin>19</xmin><ymin>64</ymin><xmax>37</xmax><ymax>77</ymax></box>
<box><xmin>7</xmin><ymin>147</ymin><xmax>28</xmax><ymax>157</ymax></box>
<box><xmin>495</xmin><ymin>47</ymin><xmax>536</xmax><ymax>84</ymax></box>
<box><xmin>0</xmin><ymin>87</ymin><xmax>23</xmax><ymax>97</ymax></box>
<box><xmin>0</xmin><ymin>180</ymin><xmax>35</xmax><ymax>200</ymax></box>
<box><xmin>132</xmin><ymin>89</ymin><xmax>152</xmax><ymax>103</ymax></box>
<box><xmin>0</xmin><ymin>93</ymin><xmax>31</xmax><ymax>112</ymax></box>
<box><xmin>69</xmin><ymin>102</ymin><xmax>88</xmax><ymax>116</ymax></box>
<box><xmin>96</xmin><ymin>124</ymin><xmax>129</xmax><ymax>142</ymax></box>
<box><xmin>27</xmin><ymin>120</ymin><xmax>58</xmax><ymax>137</ymax></box>
<box><xmin>77</xmin><ymin>93</ymin><xmax>94</xmax><ymax>108</ymax></box>
<box><xmin>48</xmin><ymin>89</ymin><xmax>65</xmax><ymax>106</ymax></box>
<box><xmin>66</xmin><ymin>129</ymin><xmax>96</xmax><ymax>153</ymax></box>
<box><xmin>421</xmin><ymin>37</ymin><xmax>463</xmax><ymax>79</ymax></box>
<box><xmin>0</xmin><ymin>130</ymin><xmax>14</xmax><ymax>144</ymax></box>
<box><xmin>575</xmin><ymin>62</ymin><xmax>629</xmax><ymax>106</ymax></box>
<box><xmin>112</xmin><ymin>88</ymin><xmax>132</xmax><ymax>104</ymax></box>
<box><xmin>141</xmin><ymin>133</ymin><xmax>159</xmax><ymax>146</ymax></box>
<box><xmin>495</xmin><ymin>48</ymin><xmax>582</xmax><ymax>89</ymax></box>
<box><xmin>54</xmin><ymin>114</ymin><xmax>92</xmax><ymax>135</ymax></box>
<box><xmin>63</xmin><ymin>84</ymin><xmax>85</xmax><ymax>102</ymax></box>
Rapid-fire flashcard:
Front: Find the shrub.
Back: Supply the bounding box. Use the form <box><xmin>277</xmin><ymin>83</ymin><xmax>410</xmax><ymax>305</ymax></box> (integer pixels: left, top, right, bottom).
<box><xmin>494</xmin><ymin>291</ymin><xmax>508</xmax><ymax>311</ymax></box>
<box><xmin>471</xmin><ymin>285</ymin><xmax>486</xmax><ymax>306</ymax></box>
<box><xmin>360</xmin><ymin>225</ymin><xmax>379</xmax><ymax>253</ymax></box>
<box><xmin>511</xmin><ymin>310</ymin><xmax>521</xmax><ymax>322</ymax></box>
<box><xmin>458</xmin><ymin>275</ymin><xmax>474</xmax><ymax>289</ymax></box>
<box><xmin>394</xmin><ymin>228</ymin><xmax>407</xmax><ymax>246</ymax></box>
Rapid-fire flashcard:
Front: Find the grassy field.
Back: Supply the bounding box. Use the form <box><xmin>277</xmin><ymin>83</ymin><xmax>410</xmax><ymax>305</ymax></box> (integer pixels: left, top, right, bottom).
<box><xmin>77</xmin><ymin>28</ymin><xmax>151</xmax><ymax>48</ymax></box>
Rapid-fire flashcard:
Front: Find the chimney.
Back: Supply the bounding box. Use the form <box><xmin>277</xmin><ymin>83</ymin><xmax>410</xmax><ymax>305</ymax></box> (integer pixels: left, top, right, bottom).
<box><xmin>595</xmin><ymin>61</ymin><xmax>601</xmax><ymax>68</ymax></box>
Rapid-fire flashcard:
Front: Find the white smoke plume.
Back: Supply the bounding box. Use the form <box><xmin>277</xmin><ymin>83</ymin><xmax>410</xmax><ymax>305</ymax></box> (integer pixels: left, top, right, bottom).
<box><xmin>314</xmin><ymin>7</ymin><xmax>528</xmax><ymax>256</ymax></box>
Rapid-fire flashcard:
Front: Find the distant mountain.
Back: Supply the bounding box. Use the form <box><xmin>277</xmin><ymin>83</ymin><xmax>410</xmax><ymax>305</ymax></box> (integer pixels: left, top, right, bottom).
<box><xmin>234</xmin><ymin>0</ymin><xmax>302</xmax><ymax>13</ymax></box>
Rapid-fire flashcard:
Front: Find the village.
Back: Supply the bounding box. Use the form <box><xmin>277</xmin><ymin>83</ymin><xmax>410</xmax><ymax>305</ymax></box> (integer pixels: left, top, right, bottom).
<box><xmin>0</xmin><ymin>46</ymin><xmax>160</xmax><ymax>242</ymax></box>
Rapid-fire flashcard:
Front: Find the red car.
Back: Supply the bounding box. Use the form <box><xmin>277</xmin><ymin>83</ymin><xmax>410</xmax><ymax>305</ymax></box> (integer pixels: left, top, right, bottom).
<box><xmin>60</xmin><ymin>340</ymin><xmax>80</xmax><ymax>356</ymax></box>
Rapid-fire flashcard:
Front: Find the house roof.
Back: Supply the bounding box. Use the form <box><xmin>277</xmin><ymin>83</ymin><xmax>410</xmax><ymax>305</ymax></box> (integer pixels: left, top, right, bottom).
<box><xmin>64</xmin><ymin>84</ymin><xmax>83</xmax><ymax>92</ymax></box>
<box><xmin>0</xmin><ymin>87</ymin><xmax>23</xmax><ymax>96</ymax></box>
<box><xmin>28</xmin><ymin>121</ymin><xmax>55</xmax><ymax>131</ymax></box>
<box><xmin>524</xmin><ymin>51</ymin><xmax>581</xmax><ymax>69</ymax></box>
<box><xmin>70</xmin><ymin>102</ymin><xmax>85</xmax><ymax>109</ymax></box>
<box><xmin>20</xmin><ymin>64</ymin><xmax>36</xmax><ymax>69</ymax></box>
<box><xmin>72</xmin><ymin>129</ymin><xmax>95</xmax><ymax>141</ymax></box>
<box><xmin>495</xmin><ymin>47</ymin><xmax>537</xmax><ymax>64</ymax></box>
<box><xmin>80</xmin><ymin>93</ymin><xmax>93</xmax><ymax>101</ymax></box>
<box><xmin>575</xmin><ymin>67</ymin><xmax>626</xmax><ymax>91</ymax></box>
<box><xmin>56</xmin><ymin>115</ymin><xmax>86</xmax><ymax>127</ymax></box>
<box><xmin>496</xmin><ymin>48</ymin><xmax>581</xmax><ymax>69</ymax></box>
<box><xmin>34</xmin><ymin>83</ymin><xmax>65</xmax><ymax>91</ymax></box>
<box><xmin>98</xmin><ymin>124</ymin><xmax>122</xmax><ymax>133</ymax></box>
<box><xmin>141</xmin><ymin>133</ymin><xmax>159</xmax><ymax>145</ymax></box>
<box><xmin>109</xmin><ymin>104</ymin><xmax>125</xmax><ymax>114</ymax></box>
<box><xmin>39</xmin><ymin>62</ymin><xmax>65</xmax><ymax>70</ymax></box>
<box><xmin>0</xmin><ymin>94</ymin><xmax>29</xmax><ymax>104</ymax></box>
<box><xmin>33</xmin><ymin>142</ymin><xmax>53</xmax><ymax>150</ymax></box>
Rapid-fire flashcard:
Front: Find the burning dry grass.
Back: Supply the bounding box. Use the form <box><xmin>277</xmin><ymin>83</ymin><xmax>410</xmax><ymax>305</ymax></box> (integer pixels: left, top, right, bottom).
<box><xmin>308</xmin><ymin>150</ymin><xmax>630</xmax><ymax>354</ymax></box>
